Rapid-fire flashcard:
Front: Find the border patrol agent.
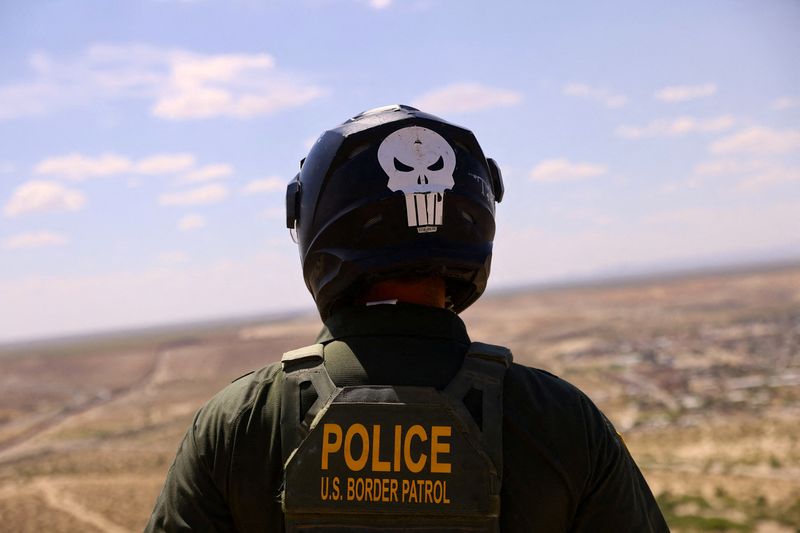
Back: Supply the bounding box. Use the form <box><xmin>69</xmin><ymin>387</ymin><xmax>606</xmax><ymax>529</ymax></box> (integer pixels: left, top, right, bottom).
<box><xmin>146</xmin><ymin>105</ymin><xmax>669</xmax><ymax>532</ymax></box>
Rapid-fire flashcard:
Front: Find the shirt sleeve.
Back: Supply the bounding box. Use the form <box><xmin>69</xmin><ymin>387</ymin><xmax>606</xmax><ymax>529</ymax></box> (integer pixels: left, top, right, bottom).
<box><xmin>144</xmin><ymin>408</ymin><xmax>237</xmax><ymax>533</ymax></box>
<box><xmin>570</xmin><ymin>405</ymin><xmax>669</xmax><ymax>532</ymax></box>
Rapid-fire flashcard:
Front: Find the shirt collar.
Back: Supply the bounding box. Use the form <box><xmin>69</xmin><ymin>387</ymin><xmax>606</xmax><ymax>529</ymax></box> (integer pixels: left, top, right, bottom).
<box><xmin>316</xmin><ymin>303</ymin><xmax>470</xmax><ymax>345</ymax></box>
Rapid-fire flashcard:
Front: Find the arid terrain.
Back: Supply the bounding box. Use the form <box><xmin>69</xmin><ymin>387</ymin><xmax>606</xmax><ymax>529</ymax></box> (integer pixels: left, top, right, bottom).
<box><xmin>1</xmin><ymin>264</ymin><xmax>798</xmax><ymax>532</ymax></box>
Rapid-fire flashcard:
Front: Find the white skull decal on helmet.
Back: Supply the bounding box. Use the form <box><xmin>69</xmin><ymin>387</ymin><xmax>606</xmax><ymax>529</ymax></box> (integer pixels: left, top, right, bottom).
<box><xmin>377</xmin><ymin>126</ymin><xmax>456</xmax><ymax>230</ymax></box>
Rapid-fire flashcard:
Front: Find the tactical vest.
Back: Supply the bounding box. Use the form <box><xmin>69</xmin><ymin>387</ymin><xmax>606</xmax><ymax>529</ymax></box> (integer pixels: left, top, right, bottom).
<box><xmin>280</xmin><ymin>342</ymin><xmax>512</xmax><ymax>532</ymax></box>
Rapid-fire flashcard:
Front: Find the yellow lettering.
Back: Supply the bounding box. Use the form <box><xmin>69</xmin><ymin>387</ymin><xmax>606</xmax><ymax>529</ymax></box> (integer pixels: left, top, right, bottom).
<box><xmin>381</xmin><ymin>477</ymin><xmax>389</xmax><ymax>502</ymax></box>
<box><xmin>354</xmin><ymin>477</ymin><xmax>364</xmax><ymax>500</ymax></box>
<box><xmin>393</xmin><ymin>425</ymin><xmax>402</xmax><ymax>472</ymax></box>
<box><xmin>408</xmin><ymin>478</ymin><xmax>418</xmax><ymax>502</ymax></box>
<box><xmin>432</xmin><ymin>480</ymin><xmax>449</xmax><ymax>504</ymax></box>
<box><xmin>321</xmin><ymin>424</ymin><xmax>342</xmax><ymax>470</ymax></box>
<box><xmin>403</xmin><ymin>425</ymin><xmax>428</xmax><ymax>473</ymax></box>
<box><xmin>320</xmin><ymin>476</ymin><xmax>329</xmax><ymax>500</ymax></box>
<box><xmin>371</xmin><ymin>425</ymin><xmax>391</xmax><ymax>472</ymax></box>
<box><xmin>344</xmin><ymin>424</ymin><xmax>369</xmax><ymax>471</ymax></box>
<box><xmin>430</xmin><ymin>425</ymin><xmax>452</xmax><ymax>473</ymax></box>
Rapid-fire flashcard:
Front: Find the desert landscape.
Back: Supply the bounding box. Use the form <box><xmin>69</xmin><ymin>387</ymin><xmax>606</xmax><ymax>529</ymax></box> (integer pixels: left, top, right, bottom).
<box><xmin>0</xmin><ymin>263</ymin><xmax>798</xmax><ymax>532</ymax></box>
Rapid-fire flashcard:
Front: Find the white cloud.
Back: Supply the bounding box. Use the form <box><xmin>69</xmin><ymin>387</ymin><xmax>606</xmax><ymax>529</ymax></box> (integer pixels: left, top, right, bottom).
<box><xmin>736</xmin><ymin>166</ymin><xmax>800</xmax><ymax>192</ymax></box>
<box><xmin>153</xmin><ymin>84</ymin><xmax>325</xmax><ymax>120</ymax></box>
<box><xmin>616</xmin><ymin>115</ymin><xmax>734</xmax><ymax>139</ymax></box>
<box><xmin>3</xmin><ymin>180</ymin><xmax>86</xmax><ymax>217</ymax></box>
<box><xmin>654</xmin><ymin>83</ymin><xmax>717</xmax><ymax>103</ymax></box>
<box><xmin>687</xmin><ymin>159</ymin><xmax>799</xmax><ymax>193</ymax></box>
<box><xmin>0</xmin><ymin>82</ymin><xmax>59</xmax><ymax>120</ymax></box>
<box><xmin>692</xmin><ymin>159</ymin><xmax>769</xmax><ymax>177</ymax></box>
<box><xmin>242</xmin><ymin>176</ymin><xmax>283</xmax><ymax>194</ymax></box>
<box><xmin>157</xmin><ymin>250</ymin><xmax>189</xmax><ymax>264</ymax></box>
<box><xmin>772</xmin><ymin>97</ymin><xmax>800</xmax><ymax>111</ymax></box>
<box><xmin>530</xmin><ymin>158</ymin><xmax>608</xmax><ymax>183</ymax></box>
<box><xmin>562</xmin><ymin>83</ymin><xmax>627</xmax><ymax>108</ymax></box>
<box><xmin>136</xmin><ymin>153</ymin><xmax>196</xmax><ymax>174</ymax></box>
<box><xmin>152</xmin><ymin>51</ymin><xmax>324</xmax><ymax>119</ymax></box>
<box><xmin>411</xmin><ymin>83</ymin><xmax>523</xmax><ymax>114</ymax></box>
<box><xmin>368</xmin><ymin>0</ymin><xmax>392</xmax><ymax>8</ymax></box>
<box><xmin>3</xmin><ymin>231</ymin><xmax>68</xmax><ymax>250</ymax></box>
<box><xmin>0</xmin><ymin>45</ymin><xmax>164</xmax><ymax>120</ymax></box>
<box><xmin>0</xmin><ymin>44</ymin><xmax>326</xmax><ymax>121</ymax></box>
<box><xmin>173</xmin><ymin>53</ymin><xmax>275</xmax><ymax>84</ymax></box>
<box><xmin>178</xmin><ymin>214</ymin><xmax>206</xmax><ymax>231</ymax></box>
<box><xmin>178</xmin><ymin>164</ymin><xmax>234</xmax><ymax>184</ymax></box>
<box><xmin>34</xmin><ymin>152</ymin><xmax>198</xmax><ymax>180</ymax></box>
<box><xmin>658</xmin><ymin>177</ymin><xmax>704</xmax><ymax>194</ymax></box>
<box><xmin>710</xmin><ymin>127</ymin><xmax>800</xmax><ymax>155</ymax></box>
<box><xmin>34</xmin><ymin>153</ymin><xmax>132</xmax><ymax>181</ymax></box>
<box><xmin>158</xmin><ymin>184</ymin><xmax>228</xmax><ymax>206</ymax></box>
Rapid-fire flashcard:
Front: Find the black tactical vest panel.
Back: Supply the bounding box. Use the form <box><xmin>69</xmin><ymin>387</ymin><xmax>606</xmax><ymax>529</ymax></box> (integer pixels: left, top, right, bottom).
<box><xmin>280</xmin><ymin>342</ymin><xmax>512</xmax><ymax>532</ymax></box>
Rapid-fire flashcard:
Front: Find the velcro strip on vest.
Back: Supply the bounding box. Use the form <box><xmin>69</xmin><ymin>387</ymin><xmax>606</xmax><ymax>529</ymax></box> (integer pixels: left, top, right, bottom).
<box><xmin>282</xmin><ymin>343</ymin><xmax>325</xmax><ymax>369</ymax></box>
<box><xmin>466</xmin><ymin>342</ymin><xmax>512</xmax><ymax>367</ymax></box>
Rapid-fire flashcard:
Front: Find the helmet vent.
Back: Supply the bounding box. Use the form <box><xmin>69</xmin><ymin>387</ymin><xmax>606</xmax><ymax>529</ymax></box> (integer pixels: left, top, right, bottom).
<box><xmin>363</xmin><ymin>214</ymin><xmax>383</xmax><ymax>230</ymax></box>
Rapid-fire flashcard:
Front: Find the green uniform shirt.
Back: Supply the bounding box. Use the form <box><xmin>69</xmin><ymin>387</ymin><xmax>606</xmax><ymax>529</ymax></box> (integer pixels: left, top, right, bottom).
<box><xmin>146</xmin><ymin>304</ymin><xmax>668</xmax><ymax>532</ymax></box>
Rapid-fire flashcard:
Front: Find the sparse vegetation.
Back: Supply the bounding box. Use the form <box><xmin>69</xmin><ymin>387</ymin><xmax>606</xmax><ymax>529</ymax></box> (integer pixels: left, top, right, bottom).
<box><xmin>1</xmin><ymin>265</ymin><xmax>799</xmax><ymax>532</ymax></box>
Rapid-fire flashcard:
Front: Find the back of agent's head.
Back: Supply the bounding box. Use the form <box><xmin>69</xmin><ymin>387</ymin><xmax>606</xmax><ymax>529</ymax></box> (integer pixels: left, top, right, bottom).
<box><xmin>286</xmin><ymin>104</ymin><xmax>504</xmax><ymax>320</ymax></box>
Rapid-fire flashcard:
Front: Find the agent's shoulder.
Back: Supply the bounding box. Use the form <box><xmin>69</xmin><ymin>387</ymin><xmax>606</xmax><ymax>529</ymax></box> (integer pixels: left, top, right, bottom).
<box><xmin>198</xmin><ymin>361</ymin><xmax>284</xmax><ymax>427</ymax></box>
<box><xmin>503</xmin><ymin>362</ymin><xmax>599</xmax><ymax>428</ymax></box>
<box><xmin>506</xmin><ymin>362</ymin><xmax>585</xmax><ymax>398</ymax></box>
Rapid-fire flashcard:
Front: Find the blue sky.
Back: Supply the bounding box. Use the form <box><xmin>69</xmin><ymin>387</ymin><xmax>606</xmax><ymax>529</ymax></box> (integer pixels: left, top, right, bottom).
<box><xmin>1</xmin><ymin>0</ymin><xmax>798</xmax><ymax>341</ymax></box>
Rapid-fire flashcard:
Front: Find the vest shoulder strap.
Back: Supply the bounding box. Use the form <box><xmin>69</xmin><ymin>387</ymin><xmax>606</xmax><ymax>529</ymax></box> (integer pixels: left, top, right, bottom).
<box><xmin>280</xmin><ymin>343</ymin><xmax>338</xmax><ymax>464</ymax></box>
<box><xmin>445</xmin><ymin>341</ymin><xmax>512</xmax><ymax>397</ymax></box>
<box><xmin>466</xmin><ymin>341</ymin><xmax>513</xmax><ymax>368</ymax></box>
<box><xmin>444</xmin><ymin>341</ymin><xmax>512</xmax><ymax>486</ymax></box>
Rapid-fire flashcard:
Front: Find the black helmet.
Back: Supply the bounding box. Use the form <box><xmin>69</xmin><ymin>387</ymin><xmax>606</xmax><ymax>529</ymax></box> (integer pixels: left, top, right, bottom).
<box><xmin>286</xmin><ymin>104</ymin><xmax>504</xmax><ymax>319</ymax></box>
